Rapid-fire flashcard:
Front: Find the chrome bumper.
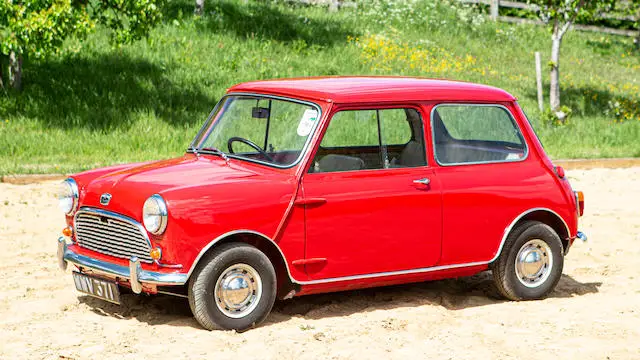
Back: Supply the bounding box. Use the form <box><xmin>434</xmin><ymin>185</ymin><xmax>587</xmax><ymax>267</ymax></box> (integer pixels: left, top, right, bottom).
<box><xmin>57</xmin><ymin>237</ymin><xmax>188</xmax><ymax>293</ymax></box>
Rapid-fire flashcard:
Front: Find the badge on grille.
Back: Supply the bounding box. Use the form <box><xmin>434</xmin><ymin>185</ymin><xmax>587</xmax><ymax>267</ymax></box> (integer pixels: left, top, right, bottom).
<box><xmin>100</xmin><ymin>193</ymin><xmax>112</xmax><ymax>206</ymax></box>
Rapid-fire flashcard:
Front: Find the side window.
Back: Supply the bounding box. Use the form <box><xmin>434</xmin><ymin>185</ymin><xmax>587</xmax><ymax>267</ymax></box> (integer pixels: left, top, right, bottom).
<box><xmin>311</xmin><ymin>108</ymin><xmax>426</xmax><ymax>173</ymax></box>
<box><xmin>380</xmin><ymin>109</ymin><xmax>412</xmax><ymax>145</ymax></box>
<box><xmin>432</xmin><ymin>105</ymin><xmax>527</xmax><ymax>165</ymax></box>
<box><xmin>321</xmin><ymin>110</ymin><xmax>379</xmax><ymax>147</ymax></box>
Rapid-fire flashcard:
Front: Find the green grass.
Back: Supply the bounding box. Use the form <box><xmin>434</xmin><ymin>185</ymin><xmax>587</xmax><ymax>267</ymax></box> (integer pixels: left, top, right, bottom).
<box><xmin>0</xmin><ymin>0</ymin><xmax>638</xmax><ymax>174</ymax></box>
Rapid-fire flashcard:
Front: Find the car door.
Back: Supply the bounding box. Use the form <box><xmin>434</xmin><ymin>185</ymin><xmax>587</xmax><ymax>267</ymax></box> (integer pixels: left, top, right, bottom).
<box><xmin>298</xmin><ymin>106</ymin><xmax>442</xmax><ymax>280</ymax></box>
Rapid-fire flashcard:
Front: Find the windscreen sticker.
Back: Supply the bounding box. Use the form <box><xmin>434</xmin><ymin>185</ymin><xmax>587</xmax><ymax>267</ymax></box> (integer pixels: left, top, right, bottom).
<box><xmin>297</xmin><ymin>109</ymin><xmax>318</xmax><ymax>136</ymax></box>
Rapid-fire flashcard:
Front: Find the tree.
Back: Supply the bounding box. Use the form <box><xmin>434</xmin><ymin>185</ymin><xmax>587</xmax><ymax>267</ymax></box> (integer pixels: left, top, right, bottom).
<box><xmin>528</xmin><ymin>0</ymin><xmax>615</xmax><ymax>115</ymax></box>
<box><xmin>0</xmin><ymin>0</ymin><xmax>162</xmax><ymax>91</ymax></box>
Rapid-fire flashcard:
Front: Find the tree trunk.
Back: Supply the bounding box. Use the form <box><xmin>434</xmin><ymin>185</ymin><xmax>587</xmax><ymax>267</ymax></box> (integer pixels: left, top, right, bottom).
<box><xmin>9</xmin><ymin>51</ymin><xmax>22</xmax><ymax>91</ymax></box>
<box><xmin>549</xmin><ymin>30</ymin><xmax>561</xmax><ymax>113</ymax></box>
<box><xmin>194</xmin><ymin>0</ymin><xmax>205</xmax><ymax>15</ymax></box>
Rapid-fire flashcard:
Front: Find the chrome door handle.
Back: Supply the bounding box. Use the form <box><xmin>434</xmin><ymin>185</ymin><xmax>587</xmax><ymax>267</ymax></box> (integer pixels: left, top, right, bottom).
<box><xmin>413</xmin><ymin>178</ymin><xmax>430</xmax><ymax>185</ymax></box>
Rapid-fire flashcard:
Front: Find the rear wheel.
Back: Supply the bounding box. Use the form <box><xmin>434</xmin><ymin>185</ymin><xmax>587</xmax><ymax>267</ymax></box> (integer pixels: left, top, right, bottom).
<box><xmin>188</xmin><ymin>243</ymin><xmax>277</xmax><ymax>331</ymax></box>
<box><xmin>492</xmin><ymin>221</ymin><xmax>564</xmax><ymax>300</ymax></box>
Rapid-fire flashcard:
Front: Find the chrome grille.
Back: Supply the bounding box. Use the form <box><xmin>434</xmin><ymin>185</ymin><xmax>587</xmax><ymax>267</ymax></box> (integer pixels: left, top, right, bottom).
<box><xmin>75</xmin><ymin>210</ymin><xmax>153</xmax><ymax>263</ymax></box>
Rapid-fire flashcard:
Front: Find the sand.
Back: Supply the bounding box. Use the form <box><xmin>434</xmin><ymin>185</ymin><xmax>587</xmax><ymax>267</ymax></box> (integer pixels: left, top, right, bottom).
<box><xmin>1</xmin><ymin>167</ymin><xmax>639</xmax><ymax>359</ymax></box>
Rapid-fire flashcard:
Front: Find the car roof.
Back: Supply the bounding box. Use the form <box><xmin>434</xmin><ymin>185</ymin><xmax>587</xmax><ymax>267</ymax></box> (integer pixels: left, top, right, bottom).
<box><xmin>227</xmin><ymin>76</ymin><xmax>516</xmax><ymax>103</ymax></box>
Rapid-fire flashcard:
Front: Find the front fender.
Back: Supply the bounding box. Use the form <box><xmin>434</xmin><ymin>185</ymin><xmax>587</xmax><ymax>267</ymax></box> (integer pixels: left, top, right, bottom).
<box><xmin>156</xmin><ymin>176</ymin><xmax>297</xmax><ymax>272</ymax></box>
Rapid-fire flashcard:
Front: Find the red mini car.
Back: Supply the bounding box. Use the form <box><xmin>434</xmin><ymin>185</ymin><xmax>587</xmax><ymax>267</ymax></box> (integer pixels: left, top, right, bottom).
<box><xmin>57</xmin><ymin>77</ymin><xmax>586</xmax><ymax>330</ymax></box>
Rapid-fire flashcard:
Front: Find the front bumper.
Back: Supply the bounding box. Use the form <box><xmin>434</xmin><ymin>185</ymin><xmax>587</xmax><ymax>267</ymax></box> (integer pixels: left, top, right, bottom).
<box><xmin>57</xmin><ymin>237</ymin><xmax>188</xmax><ymax>294</ymax></box>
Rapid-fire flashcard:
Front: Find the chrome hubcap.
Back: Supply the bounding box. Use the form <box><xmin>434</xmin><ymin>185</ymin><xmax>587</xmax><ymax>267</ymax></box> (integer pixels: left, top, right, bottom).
<box><xmin>515</xmin><ymin>239</ymin><xmax>553</xmax><ymax>288</ymax></box>
<box><xmin>214</xmin><ymin>264</ymin><xmax>262</xmax><ymax>318</ymax></box>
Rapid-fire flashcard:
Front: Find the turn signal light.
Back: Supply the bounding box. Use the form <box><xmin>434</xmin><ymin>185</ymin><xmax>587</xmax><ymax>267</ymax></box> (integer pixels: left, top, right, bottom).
<box><xmin>554</xmin><ymin>166</ymin><xmax>566</xmax><ymax>179</ymax></box>
<box><xmin>62</xmin><ymin>226</ymin><xmax>73</xmax><ymax>237</ymax></box>
<box><xmin>575</xmin><ymin>191</ymin><xmax>585</xmax><ymax>217</ymax></box>
<box><xmin>150</xmin><ymin>247</ymin><xmax>162</xmax><ymax>261</ymax></box>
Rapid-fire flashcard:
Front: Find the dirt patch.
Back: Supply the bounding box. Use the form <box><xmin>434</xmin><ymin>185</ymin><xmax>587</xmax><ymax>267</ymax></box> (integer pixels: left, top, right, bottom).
<box><xmin>1</xmin><ymin>168</ymin><xmax>639</xmax><ymax>359</ymax></box>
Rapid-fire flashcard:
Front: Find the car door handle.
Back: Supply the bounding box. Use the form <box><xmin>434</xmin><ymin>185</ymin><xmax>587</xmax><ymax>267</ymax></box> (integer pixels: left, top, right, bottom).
<box><xmin>413</xmin><ymin>178</ymin><xmax>431</xmax><ymax>185</ymax></box>
<box><xmin>294</xmin><ymin>197</ymin><xmax>327</xmax><ymax>206</ymax></box>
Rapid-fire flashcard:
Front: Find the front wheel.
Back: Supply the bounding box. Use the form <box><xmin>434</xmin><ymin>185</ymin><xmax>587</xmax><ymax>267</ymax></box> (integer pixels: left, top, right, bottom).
<box><xmin>492</xmin><ymin>221</ymin><xmax>564</xmax><ymax>300</ymax></box>
<box><xmin>188</xmin><ymin>243</ymin><xmax>277</xmax><ymax>331</ymax></box>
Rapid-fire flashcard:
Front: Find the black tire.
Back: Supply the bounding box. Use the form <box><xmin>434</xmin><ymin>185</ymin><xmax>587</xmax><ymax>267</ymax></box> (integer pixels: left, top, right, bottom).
<box><xmin>492</xmin><ymin>220</ymin><xmax>564</xmax><ymax>300</ymax></box>
<box><xmin>188</xmin><ymin>243</ymin><xmax>277</xmax><ymax>331</ymax></box>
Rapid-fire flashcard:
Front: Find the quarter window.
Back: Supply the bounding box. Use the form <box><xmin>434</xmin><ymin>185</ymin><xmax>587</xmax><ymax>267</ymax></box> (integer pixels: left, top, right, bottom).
<box><xmin>311</xmin><ymin>108</ymin><xmax>426</xmax><ymax>173</ymax></box>
<box><xmin>432</xmin><ymin>105</ymin><xmax>527</xmax><ymax>165</ymax></box>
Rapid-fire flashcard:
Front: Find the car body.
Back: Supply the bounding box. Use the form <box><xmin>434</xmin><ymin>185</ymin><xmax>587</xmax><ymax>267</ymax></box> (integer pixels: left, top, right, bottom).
<box><xmin>57</xmin><ymin>77</ymin><xmax>586</xmax><ymax>330</ymax></box>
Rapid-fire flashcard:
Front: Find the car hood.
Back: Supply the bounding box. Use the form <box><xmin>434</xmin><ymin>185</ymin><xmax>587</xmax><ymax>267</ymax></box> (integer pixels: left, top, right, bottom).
<box><xmin>78</xmin><ymin>154</ymin><xmax>283</xmax><ymax>219</ymax></box>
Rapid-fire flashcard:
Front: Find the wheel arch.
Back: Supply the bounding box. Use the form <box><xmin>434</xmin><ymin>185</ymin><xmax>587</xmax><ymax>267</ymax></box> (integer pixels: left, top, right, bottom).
<box><xmin>186</xmin><ymin>230</ymin><xmax>298</xmax><ymax>299</ymax></box>
<box><xmin>491</xmin><ymin>208</ymin><xmax>571</xmax><ymax>265</ymax></box>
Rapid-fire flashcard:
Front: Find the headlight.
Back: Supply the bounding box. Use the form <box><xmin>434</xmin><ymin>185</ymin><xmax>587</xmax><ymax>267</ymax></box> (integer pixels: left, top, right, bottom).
<box><xmin>58</xmin><ymin>178</ymin><xmax>79</xmax><ymax>215</ymax></box>
<box><xmin>143</xmin><ymin>194</ymin><xmax>168</xmax><ymax>235</ymax></box>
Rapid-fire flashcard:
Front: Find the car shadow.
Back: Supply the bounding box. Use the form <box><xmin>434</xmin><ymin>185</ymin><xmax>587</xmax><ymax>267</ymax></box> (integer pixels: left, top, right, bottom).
<box><xmin>77</xmin><ymin>273</ymin><xmax>601</xmax><ymax>329</ymax></box>
<box><xmin>269</xmin><ymin>273</ymin><xmax>601</xmax><ymax>322</ymax></box>
<box><xmin>78</xmin><ymin>292</ymin><xmax>200</xmax><ymax>329</ymax></box>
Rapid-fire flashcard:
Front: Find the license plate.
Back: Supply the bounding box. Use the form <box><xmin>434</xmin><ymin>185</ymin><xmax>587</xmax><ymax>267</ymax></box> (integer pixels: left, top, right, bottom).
<box><xmin>72</xmin><ymin>272</ymin><xmax>120</xmax><ymax>304</ymax></box>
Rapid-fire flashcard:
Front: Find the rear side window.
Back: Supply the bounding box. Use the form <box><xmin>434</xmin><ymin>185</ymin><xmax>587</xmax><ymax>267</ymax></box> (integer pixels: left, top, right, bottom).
<box><xmin>432</xmin><ymin>105</ymin><xmax>527</xmax><ymax>165</ymax></box>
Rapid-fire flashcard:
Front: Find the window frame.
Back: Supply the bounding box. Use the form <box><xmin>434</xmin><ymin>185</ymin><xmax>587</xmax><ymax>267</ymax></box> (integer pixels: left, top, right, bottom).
<box><xmin>430</xmin><ymin>103</ymin><xmax>529</xmax><ymax>167</ymax></box>
<box><xmin>308</xmin><ymin>104</ymin><xmax>429</xmax><ymax>174</ymax></box>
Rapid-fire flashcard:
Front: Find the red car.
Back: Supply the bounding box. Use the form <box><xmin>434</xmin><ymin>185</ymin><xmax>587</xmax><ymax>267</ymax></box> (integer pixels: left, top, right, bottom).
<box><xmin>57</xmin><ymin>77</ymin><xmax>586</xmax><ymax>331</ymax></box>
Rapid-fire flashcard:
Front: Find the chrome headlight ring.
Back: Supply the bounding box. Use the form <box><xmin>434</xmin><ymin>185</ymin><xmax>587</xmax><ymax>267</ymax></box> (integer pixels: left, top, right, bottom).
<box><xmin>143</xmin><ymin>194</ymin><xmax>168</xmax><ymax>235</ymax></box>
<box><xmin>58</xmin><ymin>178</ymin><xmax>79</xmax><ymax>215</ymax></box>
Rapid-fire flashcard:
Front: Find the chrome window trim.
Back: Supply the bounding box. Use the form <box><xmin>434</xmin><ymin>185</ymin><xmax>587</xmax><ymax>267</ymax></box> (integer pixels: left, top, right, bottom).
<box><xmin>188</xmin><ymin>92</ymin><xmax>323</xmax><ymax>170</ymax></box>
<box><xmin>430</xmin><ymin>103</ymin><xmax>529</xmax><ymax>167</ymax></box>
<box><xmin>187</xmin><ymin>207</ymin><xmax>569</xmax><ymax>285</ymax></box>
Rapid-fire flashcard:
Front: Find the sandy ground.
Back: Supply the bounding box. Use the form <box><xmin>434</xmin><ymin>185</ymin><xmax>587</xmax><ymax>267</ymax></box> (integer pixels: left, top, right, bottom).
<box><xmin>0</xmin><ymin>167</ymin><xmax>639</xmax><ymax>360</ymax></box>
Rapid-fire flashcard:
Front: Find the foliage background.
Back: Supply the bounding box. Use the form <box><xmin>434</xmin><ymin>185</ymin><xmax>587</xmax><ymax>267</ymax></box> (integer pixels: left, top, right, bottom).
<box><xmin>0</xmin><ymin>0</ymin><xmax>638</xmax><ymax>174</ymax></box>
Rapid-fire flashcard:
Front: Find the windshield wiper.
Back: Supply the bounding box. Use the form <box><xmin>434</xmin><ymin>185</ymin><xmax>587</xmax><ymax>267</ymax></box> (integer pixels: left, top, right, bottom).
<box><xmin>200</xmin><ymin>146</ymin><xmax>230</xmax><ymax>165</ymax></box>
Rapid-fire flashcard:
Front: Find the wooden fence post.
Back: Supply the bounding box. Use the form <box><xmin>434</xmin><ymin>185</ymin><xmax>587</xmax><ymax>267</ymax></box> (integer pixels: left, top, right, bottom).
<box><xmin>490</xmin><ymin>0</ymin><xmax>499</xmax><ymax>21</ymax></box>
<box><xmin>535</xmin><ymin>52</ymin><xmax>544</xmax><ymax>112</ymax></box>
<box><xmin>329</xmin><ymin>0</ymin><xmax>339</xmax><ymax>12</ymax></box>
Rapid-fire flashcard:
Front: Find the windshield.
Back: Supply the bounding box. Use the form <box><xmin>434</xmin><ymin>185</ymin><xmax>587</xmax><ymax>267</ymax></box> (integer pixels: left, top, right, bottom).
<box><xmin>190</xmin><ymin>95</ymin><xmax>321</xmax><ymax>167</ymax></box>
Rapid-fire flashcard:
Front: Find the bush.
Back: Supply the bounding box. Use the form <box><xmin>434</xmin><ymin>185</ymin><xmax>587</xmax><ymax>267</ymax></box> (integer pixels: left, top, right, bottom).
<box><xmin>542</xmin><ymin>106</ymin><xmax>573</xmax><ymax>127</ymax></box>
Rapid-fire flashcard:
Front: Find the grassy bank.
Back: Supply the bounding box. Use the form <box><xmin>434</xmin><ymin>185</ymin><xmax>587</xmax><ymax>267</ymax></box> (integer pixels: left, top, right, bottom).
<box><xmin>0</xmin><ymin>0</ymin><xmax>638</xmax><ymax>174</ymax></box>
